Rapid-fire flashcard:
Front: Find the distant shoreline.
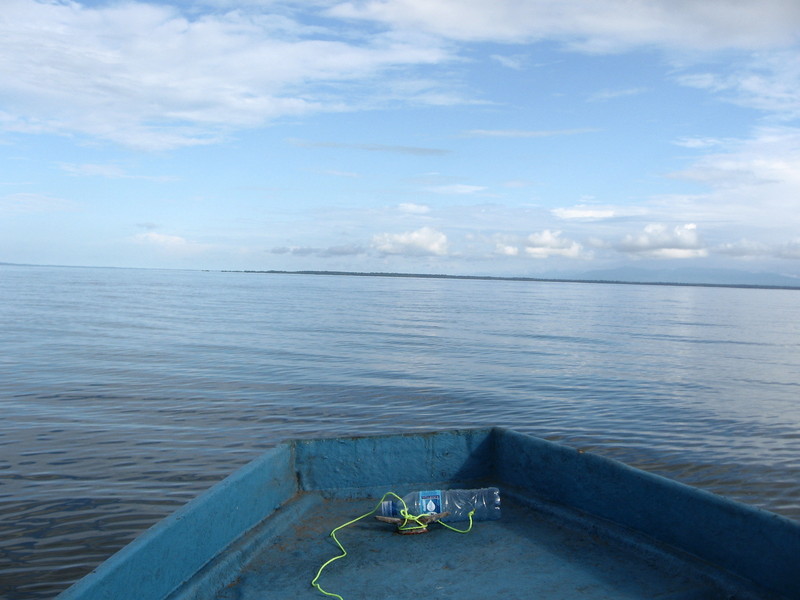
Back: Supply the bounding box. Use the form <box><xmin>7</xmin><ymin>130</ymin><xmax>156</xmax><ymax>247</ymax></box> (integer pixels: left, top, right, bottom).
<box><xmin>5</xmin><ymin>262</ymin><xmax>798</xmax><ymax>290</ymax></box>
<box><xmin>224</xmin><ymin>269</ymin><xmax>800</xmax><ymax>291</ymax></box>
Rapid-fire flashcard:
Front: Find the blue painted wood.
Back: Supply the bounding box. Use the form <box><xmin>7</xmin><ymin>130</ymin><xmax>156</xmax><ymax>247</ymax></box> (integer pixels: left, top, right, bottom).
<box><xmin>168</xmin><ymin>493</ymin><xmax>325</xmax><ymax>600</ymax></box>
<box><xmin>294</xmin><ymin>428</ymin><xmax>495</xmax><ymax>493</ymax></box>
<box><xmin>57</xmin><ymin>444</ymin><xmax>296</xmax><ymax>600</ymax></box>
<box><xmin>492</xmin><ymin>428</ymin><xmax>800</xmax><ymax>599</ymax></box>
<box><xmin>56</xmin><ymin>428</ymin><xmax>800</xmax><ymax>600</ymax></box>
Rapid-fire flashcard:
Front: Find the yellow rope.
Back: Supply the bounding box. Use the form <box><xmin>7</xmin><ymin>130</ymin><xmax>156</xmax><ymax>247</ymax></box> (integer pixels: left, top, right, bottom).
<box><xmin>437</xmin><ymin>509</ymin><xmax>475</xmax><ymax>534</ymax></box>
<box><xmin>311</xmin><ymin>492</ymin><xmax>475</xmax><ymax>599</ymax></box>
<box><xmin>310</xmin><ymin>492</ymin><xmax>403</xmax><ymax>600</ymax></box>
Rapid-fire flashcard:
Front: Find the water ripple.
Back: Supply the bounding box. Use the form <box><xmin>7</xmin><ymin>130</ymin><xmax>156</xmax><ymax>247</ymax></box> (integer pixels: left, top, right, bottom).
<box><xmin>1</xmin><ymin>267</ymin><xmax>800</xmax><ymax>598</ymax></box>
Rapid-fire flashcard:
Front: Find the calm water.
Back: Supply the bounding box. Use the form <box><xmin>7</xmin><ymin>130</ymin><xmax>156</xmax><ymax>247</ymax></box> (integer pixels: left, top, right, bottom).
<box><xmin>2</xmin><ymin>265</ymin><xmax>800</xmax><ymax>598</ymax></box>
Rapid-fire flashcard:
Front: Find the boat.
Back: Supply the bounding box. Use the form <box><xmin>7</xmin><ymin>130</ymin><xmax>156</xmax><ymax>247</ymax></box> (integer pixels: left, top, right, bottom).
<box><xmin>57</xmin><ymin>427</ymin><xmax>800</xmax><ymax>600</ymax></box>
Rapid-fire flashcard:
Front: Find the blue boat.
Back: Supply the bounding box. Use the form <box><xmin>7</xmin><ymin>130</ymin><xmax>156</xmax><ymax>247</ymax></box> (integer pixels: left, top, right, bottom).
<box><xmin>57</xmin><ymin>428</ymin><xmax>799</xmax><ymax>600</ymax></box>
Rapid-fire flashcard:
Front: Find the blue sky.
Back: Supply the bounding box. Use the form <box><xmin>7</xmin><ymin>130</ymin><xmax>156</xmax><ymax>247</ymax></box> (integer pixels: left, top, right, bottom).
<box><xmin>2</xmin><ymin>0</ymin><xmax>800</xmax><ymax>278</ymax></box>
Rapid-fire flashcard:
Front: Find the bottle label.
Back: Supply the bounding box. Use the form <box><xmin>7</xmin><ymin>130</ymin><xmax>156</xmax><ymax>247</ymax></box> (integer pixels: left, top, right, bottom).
<box><xmin>418</xmin><ymin>490</ymin><xmax>442</xmax><ymax>514</ymax></box>
<box><xmin>380</xmin><ymin>500</ymin><xmax>395</xmax><ymax>517</ymax></box>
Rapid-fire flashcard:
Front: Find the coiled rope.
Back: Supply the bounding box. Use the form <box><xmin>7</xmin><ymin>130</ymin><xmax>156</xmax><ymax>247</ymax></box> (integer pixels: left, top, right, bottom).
<box><xmin>311</xmin><ymin>491</ymin><xmax>475</xmax><ymax>599</ymax></box>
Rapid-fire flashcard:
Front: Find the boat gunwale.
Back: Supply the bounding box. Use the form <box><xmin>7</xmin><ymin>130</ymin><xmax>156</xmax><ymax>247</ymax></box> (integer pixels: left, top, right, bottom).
<box><xmin>55</xmin><ymin>427</ymin><xmax>800</xmax><ymax>600</ymax></box>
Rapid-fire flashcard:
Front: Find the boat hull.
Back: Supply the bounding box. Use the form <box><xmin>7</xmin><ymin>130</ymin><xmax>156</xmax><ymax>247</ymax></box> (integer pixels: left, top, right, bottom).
<box><xmin>57</xmin><ymin>428</ymin><xmax>800</xmax><ymax>600</ymax></box>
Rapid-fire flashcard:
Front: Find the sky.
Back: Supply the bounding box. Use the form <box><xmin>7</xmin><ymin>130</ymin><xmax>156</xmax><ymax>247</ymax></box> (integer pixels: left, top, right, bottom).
<box><xmin>2</xmin><ymin>0</ymin><xmax>800</xmax><ymax>279</ymax></box>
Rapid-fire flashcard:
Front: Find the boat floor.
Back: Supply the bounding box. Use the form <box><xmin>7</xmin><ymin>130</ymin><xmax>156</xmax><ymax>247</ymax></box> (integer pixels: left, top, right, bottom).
<box><xmin>211</xmin><ymin>492</ymin><xmax>742</xmax><ymax>600</ymax></box>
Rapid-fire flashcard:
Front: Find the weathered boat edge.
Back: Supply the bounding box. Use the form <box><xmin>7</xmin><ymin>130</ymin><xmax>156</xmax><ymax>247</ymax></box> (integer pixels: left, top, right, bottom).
<box><xmin>492</xmin><ymin>428</ymin><xmax>800</xmax><ymax>599</ymax></box>
<box><xmin>166</xmin><ymin>492</ymin><xmax>325</xmax><ymax>600</ymax></box>
<box><xmin>55</xmin><ymin>427</ymin><xmax>800</xmax><ymax>600</ymax></box>
<box><xmin>294</xmin><ymin>427</ymin><xmax>496</xmax><ymax>494</ymax></box>
<box><xmin>56</xmin><ymin>443</ymin><xmax>298</xmax><ymax>600</ymax></box>
<box><xmin>501</xmin><ymin>488</ymin><xmax>768</xmax><ymax>600</ymax></box>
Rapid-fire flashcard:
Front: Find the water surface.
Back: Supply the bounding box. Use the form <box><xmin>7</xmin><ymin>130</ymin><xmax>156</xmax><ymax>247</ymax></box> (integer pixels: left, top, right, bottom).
<box><xmin>2</xmin><ymin>266</ymin><xmax>799</xmax><ymax>598</ymax></box>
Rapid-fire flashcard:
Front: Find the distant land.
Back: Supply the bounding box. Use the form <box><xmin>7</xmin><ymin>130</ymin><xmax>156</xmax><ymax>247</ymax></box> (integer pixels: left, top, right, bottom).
<box><xmin>235</xmin><ymin>267</ymin><xmax>800</xmax><ymax>290</ymax></box>
<box><xmin>3</xmin><ymin>262</ymin><xmax>799</xmax><ymax>289</ymax></box>
<box><xmin>564</xmin><ymin>267</ymin><xmax>800</xmax><ymax>288</ymax></box>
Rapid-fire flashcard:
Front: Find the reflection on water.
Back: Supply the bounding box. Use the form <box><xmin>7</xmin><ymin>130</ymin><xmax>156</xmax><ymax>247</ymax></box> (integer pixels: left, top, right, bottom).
<box><xmin>2</xmin><ymin>266</ymin><xmax>800</xmax><ymax>598</ymax></box>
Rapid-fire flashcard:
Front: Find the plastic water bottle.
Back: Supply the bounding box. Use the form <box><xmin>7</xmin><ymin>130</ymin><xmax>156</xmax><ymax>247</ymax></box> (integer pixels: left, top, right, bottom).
<box><xmin>379</xmin><ymin>487</ymin><xmax>501</xmax><ymax>522</ymax></box>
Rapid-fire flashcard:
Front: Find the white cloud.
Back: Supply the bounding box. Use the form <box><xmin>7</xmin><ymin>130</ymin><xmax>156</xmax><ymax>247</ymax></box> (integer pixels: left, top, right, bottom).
<box><xmin>383</xmin><ymin>76</ymin><xmax>480</xmax><ymax>106</ymax></box>
<box><xmin>328</xmin><ymin>0</ymin><xmax>800</xmax><ymax>51</ymax></box>
<box><xmin>552</xmin><ymin>205</ymin><xmax>616</xmax><ymax>220</ymax></box>
<box><xmin>714</xmin><ymin>239</ymin><xmax>771</xmax><ymax>258</ymax></box>
<box><xmin>0</xmin><ymin>192</ymin><xmax>76</xmax><ymax>213</ymax></box>
<box><xmin>4</xmin><ymin>1</ymin><xmax>796</xmax><ymax>154</ymax></box>
<box><xmin>398</xmin><ymin>202</ymin><xmax>431</xmax><ymax>214</ymax></box>
<box><xmin>372</xmin><ymin>226</ymin><xmax>448</xmax><ymax>255</ymax></box>
<box><xmin>289</xmin><ymin>138</ymin><xmax>450</xmax><ymax>155</ymax></box>
<box><xmin>673</xmin><ymin>137</ymin><xmax>725</xmax><ymax>149</ymax></box>
<box><xmin>523</xmin><ymin>229</ymin><xmax>586</xmax><ymax>259</ymax></box>
<box><xmin>270</xmin><ymin>244</ymin><xmax>366</xmax><ymax>256</ymax></box>
<box><xmin>323</xmin><ymin>244</ymin><xmax>366</xmax><ymax>257</ymax></box>
<box><xmin>490</xmin><ymin>54</ymin><xmax>526</xmax><ymax>70</ymax></box>
<box><xmin>427</xmin><ymin>184</ymin><xmax>487</xmax><ymax>194</ymax></box>
<box><xmin>676</xmin><ymin>51</ymin><xmax>800</xmax><ymax>121</ymax></box>
<box><xmin>61</xmin><ymin>163</ymin><xmax>130</xmax><ymax>178</ymax></box>
<box><xmin>491</xmin><ymin>233</ymin><xmax>522</xmax><ymax>257</ymax></box>
<box><xmin>464</xmin><ymin>128</ymin><xmax>597</xmax><ymax>138</ymax></box>
<box><xmin>715</xmin><ymin>238</ymin><xmax>800</xmax><ymax>261</ymax></box>
<box><xmin>777</xmin><ymin>240</ymin><xmax>800</xmax><ymax>259</ymax></box>
<box><xmin>134</xmin><ymin>232</ymin><xmax>192</xmax><ymax>248</ymax></box>
<box><xmin>665</xmin><ymin>126</ymin><xmax>800</xmax><ymax>230</ymax></box>
<box><xmin>0</xmin><ymin>0</ymin><xmax>452</xmax><ymax>149</ymax></box>
<box><xmin>271</xmin><ymin>246</ymin><xmax>314</xmax><ymax>256</ymax></box>
<box><xmin>502</xmin><ymin>180</ymin><xmax>533</xmax><ymax>188</ymax></box>
<box><xmin>587</xmin><ymin>87</ymin><xmax>647</xmax><ymax>102</ymax></box>
<box><xmin>133</xmin><ymin>231</ymin><xmax>210</xmax><ymax>255</ymax></box>
<box><xmin>60</xmin><ymin>163</ymin><xmax>176</xmax><ymax>181</ymax></box>
<box><xmin>495</xmin><ymin>243</ymin><xmax>520</xmax><ymax>256</ymax></box>
<box><xmin>616</xmin><ymin>223</ymin><xmax>708</xmax><ymax>258</ymax></box>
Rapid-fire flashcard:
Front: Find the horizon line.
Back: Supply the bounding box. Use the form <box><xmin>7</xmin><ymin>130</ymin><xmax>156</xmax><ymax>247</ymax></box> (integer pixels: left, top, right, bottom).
<box><xmin>4</xmin><ymin>262</ymin><xmax>799</xmax><ymax>291</ymax></box>
<box><xmin>226</xmin><ymin>269</ymin><xmax>800</xmax><ymax>292</ymax></box>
